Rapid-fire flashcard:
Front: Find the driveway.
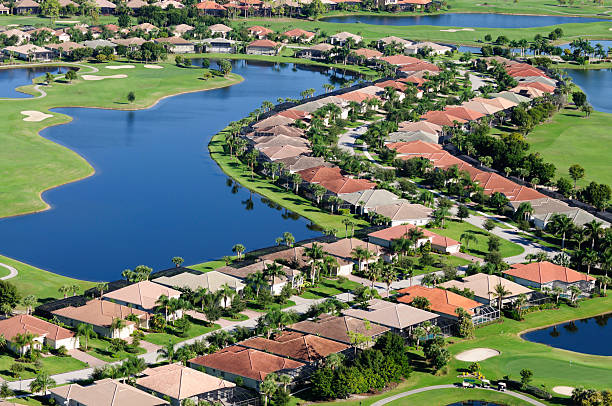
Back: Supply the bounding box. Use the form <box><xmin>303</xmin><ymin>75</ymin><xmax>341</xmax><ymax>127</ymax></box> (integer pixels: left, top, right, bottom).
<box><xmin>338</xmin><ymin>125</ymin><xmax>367</xmax><ymax>156</ymax></box>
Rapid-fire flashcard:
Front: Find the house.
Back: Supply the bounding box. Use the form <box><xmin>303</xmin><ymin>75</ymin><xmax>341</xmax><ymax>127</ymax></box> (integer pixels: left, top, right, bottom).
<box><xmin>189</xmin><ymin>346</ymin><xmax>305</xmax><ymax>390</ymax></box>
<box><xmin>253</xmin><ymin>114</ymin><xmax>295</xmax><ymax>129</ymax></box>
<box><xmin>153</xmin><ymin>270</ymin><xmax>245</xmax><ymax>307</ymax></box>
<box><xmin>504</xmin><ymin>261</ymin><xmax>596</xmax><ymax>294</ymax></box>
<box><xmin>102</xmin><ymin>280</ymin><xmax>182</xmax><ymax>316</ymax></box>
<box><xmin>252</xmin><ymin>134</ymin><xmax>310</xmax><ymax>150</ymax></box>
<box><xmin>50</xmin><ymin>379</ymin><xmax>168</xmax><ymax>406</ymax></box>
<box><xmin>1</xmin><ymin>29</ymin><xmax>31</xmax><ymax>44</ymax></box>
<box><xmin>421</xmin><ymin>110</ymin><xmax>467</xmax><ymax>127</ymax></box>
<box><xmin>154</xmin><ymin>0</ymin><xmax>185</xmax><ymax>8</ymax></box>
<box><xmin>253</xmin><ymin>124</ymin><xmax>305</xmax><ymax>138</ymax></box>
<box><xmin>378</xmin><ymin>0</ymin><xmax>431</xmax><ymax>10</ymax></box>
<box><xmin>304</xmin><ymin>238</ymin><xmax>383</xmax><ymax>275</ymax></box>
<box><xmin>397</xmin><ymin>120</ymin><xmax>442</xmax><ymax>135</ymax></box>
<box><xmin>369</xmin><ymin>202</ymin><xmax>433</xmax><ymax>227</ymax></box>
<box><xmin>329</xmin><ymin>31</ymin><xmax>362</xmax><ymax>46</ymax></box>
<box><xmin>386</xmin><ymin>130</ymin><xmax>439</xmax><ymax>144</ymax></box>
<box><xmin>173</xmin><ymin>24</ymin><xmax>194</xmax><ymax>37</ymax></box>
<box><xmin>237</xmin><ymin>331</ymin><xmax>349</xmax><ymax>363</ymax></box>
<box><xmin>217</xmin><ymin>260</ymin><xmax>302</xmax><ymax>295</ymax></box>
<box><xmin>209</xmin><ymin>23</ymin><xmax>232</xmax><ymax>37</ymax></box>
<box><xmin>81</xmin><ymin>39</ymin><xmax>117</xmax><ymax>50</ymax></box>
<box><xmin>0</xmin><ymin>315</ymin><xmax>78</xmax><ymax>355</ymax></box>
<box><xmin>342</xmin><ymin>299</ymin><xmax>438</xmax><ymax>335</ymax></box>
<box><xmin>94</xmin><ymin>0</ymin><xmax>116</xmax><ymax>13</ymax></box>
<box><xmin>247</xmin><ymin>25</ymin><xmax>273</xmax><ymax>39</ymax></box>
<box><xmin>0</xmin><ymin>3</ymin><xmax>9</xmax><ymax>13</ymax></box>
<box><xmin>319</xmin><ymin>177</ymin><xmax>376</xmax><ymax>197</ymax></box>
<box><xmin>397</xmin><ymin>286</ymin><xmax>498</xmax><ymax>325</ymax></box>
<box><xmin>3</xmin><ymin>44</ymin><xmax>54</xmax><ymax>61</ymax></box>
<box><xmin>136</xmin><ymin>363</ymin><xmax>235</xmax><ymax>406</ymax></box>
<box><xmin>14</xmin><ymin>0</ymin><xmax>40</xmax><ymax>14</ymax></box>
<box><xmin>246</xmin><ymin>39</ymin><xmax>279</xmax><ymax>55</ymax></box>
<box><xmin>352</xmin><ymin>47</ymin><xmax>383</xmax><ymax>61</ymax></box>
<box><xmin>338</xmin><ymin>189</ymin><xmax>407</xmax><ymax>214</ymax></box>
<box><xmin>296</xmin><ymin>43</ymin><xmax>334</xmax><ymax>60</ymax></box>
<box><xmin>203</xmin><ymin>37</ymin><xmax>236</xmax><ymax>53</ymax></box>
<box><xmin>444</xmin><ymin>106</ymin><xmax>485</xmax><ymax>122</ymax></box>
<box><xmin>377</xmin><ymin>36</ymin><xmax>413</xmax><ymax>50</ymax></box>
<box><xmin>368</xmin><ymin>224</ymin><xmax>461</xmax><ymax>254</ymax></box>
<box><xmin>259</xmin><ymin>145</ymin><xmax>310</xmax><ymax>161</ymax></box>
<box><xmin>196</xmin><ymin>0</ymin><xmax>227</xmax><ymax>15</ymax></box>
<box><xmin>288</xmin><ymin>314</ymin><xmax>389</xmax><ymax>345</ymax></box>
<box><xmin>51</xmin><ymin>299</ymin><xmax>148</xmax><ymax>339</ymax></box>
<box><xmin>298</xmin><ymin>165</ymin><xmax>343</xmax><ymax>184</ymax></box>
<box><xmin>379</xmin><ymin>54</ymin><xmax>420</xmax><ymax>66</ymax></box>
<box><xmin>154</xmin><ymin>37</ymin><xmax>195</xmax><ymax>53</ymax></box>
<box><xmin>405</xmin><ymin>41</ymin><xmax>452</xmax><ymax>55</ymax></box>
<box><xmin>112</xmin><ymin>37</ymin><xmax>147</xmax><ymax>51</ymax></box>
<box><xmin>488</xmin><ymin>91</ymin><xmax>531</xmax><ymax>105</ymax></box>
<box><xmin>439</xmin><ymin>273</ymin><xmax>533</xmax><ymax>306</ymax></box>
<box><xmin>283</xmin><ymin>28</ymin><xmax>315</xmax><ymax>42</ymax></box>
<box><xmin>126</xmin><ymin>0</ymin><xmax>148</xmax><ymax>9</ymax></box>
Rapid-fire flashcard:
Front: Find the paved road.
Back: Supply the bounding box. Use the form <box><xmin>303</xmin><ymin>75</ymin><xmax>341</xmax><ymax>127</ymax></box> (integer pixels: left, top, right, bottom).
<box><xmin>338</xmin><ymin>125</ymin><xmax>367</xmax><ymax>156</ymax></box>
<box><xmin>370</xmin><ymin>384</ymin><xmax>547</xmax><ymax>406</ymax></box>
<box><xmin>0</xmin><ymin>263</ymin><xmax>18</xmax><ymax>280</ymax></box>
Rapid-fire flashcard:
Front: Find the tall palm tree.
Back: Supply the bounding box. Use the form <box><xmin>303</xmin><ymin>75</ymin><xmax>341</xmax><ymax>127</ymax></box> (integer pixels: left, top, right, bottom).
<box><xmin>219</xmin><ymin>283</ymin><xmax>236</xmax><ymax>308</ymax></box>
<box><xmin>156</xmin><ymin>294</ymin><xmax>171</xmax><ymax>321</ymax></box>
<box><xmin>304</xmin><ymin>243</ymin><xmax>325</xmax><ymax>283</ymax></box>
<box><xmin>77</xmin><ymin>323</ymin><xmax>95</xmax><ymax>350</ymax></box>
<box><xmin>546</xmin><ymin>213</ymin><xmax>573</xmax><ymax>250</ymax></box>
<box><xmin>380</xmin><ymin>263</ymin><xmax>398</xmax><ymax>298</ymax></box>
<box><xmin>260</xmin><ymin>373</ymin><xmax>278</xmax><ymax>406</ymax></box>
<box><xmin>351</xmin><ymin>246</ymin><xmax>368</xmax><ymax>272</ymax></box>
<box><xmin>584</xmin><ymin>220</ymin><xmax>603</xmax><ymax>249</ymax></box>
<box><xmin>110</xmin><ymin>318</ymin><xmax>126</xmax><ymax>338</ymax></box>
<box><xmin>245</xmin><ymin>271</ymin><xmax>268</xmax><ymax>298</ymax></box>
<box><xmin>156</xmin><ymin>341</ymin><xmax>176</xmax><ymax>362</ymax></box>
<box><xmin>29</xmin><ymin>372</ymin><xmax>55</xmax><ymax>395</ymax></box>
<box><xmin>460</xmin><ymin>232</ymin><xmax>477</xmax><ymax>252</ymax></box>
<box><xmin>491</xmin><ymin>283</ymin><xmax>511</xmax><ymax>312</ymax></box>
<box><xmin>96</xmin><ymin>282</ymin><xmax>108</xmax><ymax>299</ymax></box>
<box><xmin>58</xmin><ymin>285</ymin><xmax>71</xmax><ymax>299</ymax></box>
<box><xmin>232</xmin><ymin>243</ymin><xmax>246</xmax><ymax>259</ymax></box>
<box><xmin>14</xmin><ymin>332</ymin><xmax>35</xmax><ymax>357</ymax></box>
<box><xmin>264</xmin><ymin>261</ymin><xmax>286</xmax><ymax>293</ymax></box>
<box><xmin>22</xmin><ymin>295</ymin><xmax>36</xmax><ymax>315</ymax></box>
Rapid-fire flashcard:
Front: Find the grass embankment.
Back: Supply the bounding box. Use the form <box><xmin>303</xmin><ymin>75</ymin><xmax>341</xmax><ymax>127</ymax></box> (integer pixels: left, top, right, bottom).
<box><xmin>1</xmin><ymin>60</ymin><xmax>242</xmax><ymax>219</ymax></box>
<box><xmin>209</xmin><ymin>128</ymin><xmax>370</xmax><ymax>237</ymax></box>
<box><xmin>236</xmin><ymin>18</ymin><xmax>612</xmax><ymax>46</ymax></box>
<box><xmin>305</xmin><ymin>295</ymin><xmax>612</xmax><ymax>406</ymax></box>
<box><xmin>0</xmin><ymin>254</ymin><xmax>96</xmax><ymax>307</ymax></box>
<box><xmin>527</xmin><ymin>106</ymin><xmax>612</xmax><ymax>187</ymax></box>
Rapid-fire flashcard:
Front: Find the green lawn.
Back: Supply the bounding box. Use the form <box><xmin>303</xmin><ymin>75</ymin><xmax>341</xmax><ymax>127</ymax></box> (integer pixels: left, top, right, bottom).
<box><xmin>82</xmin><ymin>337</ymin><xmax>146</xmax><ymax>363</ymax></box>
<box><xmin>209</xmin><ymin>128</ymin><xmax>370</xmax><ymax>237</ymax></box>
<box><xmin>246</xmin><ymin>299</ymin><xmax>297</xmax><ymax>312</ymax></box>
<box><xmin>1</xmin><ymin>60</ymin><xmax>242</xmax><ymax>219</ymax></box>
<box><xmin>300</xmin><ymin>277</ymin><xmax>362</xmax><ymax>299</ymax></box>
<box><xmin>188</xmin><ymin>259</ymin><xmax>227</xmax><ymax>273</ymax></box>
<box><xmin>222</xmin><ymin>313</ymin><xmax>250</xmax><ymax>321</ymax></box>
<box><xmin>527</xmin><ymin>107</ymin><xmax>612</xmax><ymax>187</ymax></box>
<box><xmin>143</xmin><ymin>318</ymin><xmax>221</xmax><ymax>346</ymax></box>
<box><xmin>413</xmin><ymin>254</ymin><xmax>472</xmax><ymax>276</ymax></box>
<box><xmin>0</xmin><ymin>254</ymin><xmax>97</xmax><ymax>307</ymax></box>
<box><xmin>428</xmin><ymin>220</ymin><xmax>524</xmax><ymax>258</ymax></box>
<box><xmin>0</xmin><ymin>353</ymin><xmax>88</xmax><ymax>381</ymax></box>
<box><xmin>385</xmin><ymin>388</ymin><xmax>534</xmax><ymax>406</ymax></box>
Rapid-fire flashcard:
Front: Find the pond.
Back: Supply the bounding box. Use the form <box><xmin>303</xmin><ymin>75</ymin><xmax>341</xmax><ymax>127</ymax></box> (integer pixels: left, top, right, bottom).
<box><xmin>565</xmin><ymin>68</ymin><xmax>612</xmax><ymax>114</ymax></box>
<box><xmin>0</xmin><ymin>60</ymin><xmax>352</xmax><ymax>281</ymax></box>
<box><xmin>521</xmin><ymin>313</ymin><xmax>612</xmax><ymax>356</ymax></box>
<box><xmin>321</xmin><ymin>13</ymin><xmax>603</xmax><ymax>28</ymax></box>
<box><xmin>0</xmin><ymin>65</ymin><xmax>75</xmax><ymax>98</ymax></box>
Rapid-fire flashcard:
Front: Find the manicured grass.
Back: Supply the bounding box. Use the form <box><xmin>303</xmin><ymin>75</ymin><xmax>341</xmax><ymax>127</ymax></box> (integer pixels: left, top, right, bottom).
<box><xmin>412</xmin><ymin>254</ymin><xmax>472</xmax><ymax>276</ymax></box>
<box><xmin>143</xmin><ymin>318</ymin><xmax>221</xmax><ymax>346</ymax></box>
<box><xmin>1</xmin><ymin>60</ymin><xmax>242</xmax><ymax>219</ymax></box>
<box><xmin>300</xmin><ymin>277</ymin><xmax>362</xmax><ymax>299</ymax></box>
<box><xmin>447</xmin><ymin>0</ymin><xmax>611</xmax><ymax>16</ymax></box>
<box><xmin>0</xmin><ymin>353</ymin><xmax>88</xmax><ymax>381</ymax></box>
<box><xmin>83</xmin><ymin>337</ymin><xmax>146</xmax><ymax>363</ymax></box>
<box><xmin>209</xmin><ymin>129</ymin><xmax>370</xmax><ymax>237</ymax></box>
<box><xmin>427</xmin><ymin>220</ymin><xmax>524</xmax><ymax>258</ymax></box>
<box><xmin>188</xmin><ymin>259</ymin><xmax>227</xmax><ymax>273</ymax></box>
<box><xmin>385</xmin><ymin>388</ymin><xmax>533</xmax><ymax>406</ymax></box>
<box><xmin>527</xmin><ymin>107</ymin><xmax>612</xmax><ymax>187</ymax></box>
<box><xmin>246</xmin><ymin>299</ymin><xmax>297</xmax><ymax>312</ymax></box>
<box><xmin>222</xmin><ymin>313</ymin><xmax>250</xmax><ymax>321</ymax></box>
<box><xmin>0</xmin><ymin>254</ymin><xmax>97</xmax><ymax>307</ymax></box>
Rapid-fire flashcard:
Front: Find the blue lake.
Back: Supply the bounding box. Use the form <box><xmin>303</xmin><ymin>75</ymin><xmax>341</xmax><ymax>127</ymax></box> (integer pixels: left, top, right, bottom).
<box><xmin>0</xmin><ymin>65</ymin><xmax>74</xmax><ymax>98</ymax></box>
<box><xmin>522</xmin><ymin>313</ymin><xmax>612</xmax><ymax>356</ymax></box>
<box><xmin>321</xmin><ymin>13</ymin><xmax>603</xmax><ymax>28</ymax></box>
<box><xmin>565</xmin><ymin>68</ymin><xmax>612</xmax><ymax>114</ymax></box>
<box><xmin>0</xmin><ymin>61</ymin><xmax>351</xmax><ymax>281</ymax></box>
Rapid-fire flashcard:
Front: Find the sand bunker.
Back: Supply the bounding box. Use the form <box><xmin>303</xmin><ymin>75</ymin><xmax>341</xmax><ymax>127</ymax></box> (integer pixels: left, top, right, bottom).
<box><xmin>144</xmin><ymin>64</ymin><xmax>163</xmax><ymax>69</ymax></box>
<box><xmin>60</xmin><ymin>20</ymin><xmax>79</xmax><ymax>23</ymax></box>
<box><xmin>553</xmin><ymin>386</ymin><xmax>575</xmax><ymax>396</ymax></box>
<box><xmin>21</xmin><ymin>110</ymin><xmax>53</xmax><ymax>122</ymax></box>
<box><xmin>440</xmin><ymin>28</ymin><xmax>475</xmax><ymax>32</ymax></box>
<box><xmin>106</xmin><ymin>65</ymin><xmax>135</xmax><ymax>70</ymax></box>
<box><xmin>455</xmin><ymin>348</ymin><xmax>500</xmax><ymax>362</ymax></box>
<box><xmin>82</xmin><ymin>74</ymin><xmax>127</xmax><ymax>81</ymax></box>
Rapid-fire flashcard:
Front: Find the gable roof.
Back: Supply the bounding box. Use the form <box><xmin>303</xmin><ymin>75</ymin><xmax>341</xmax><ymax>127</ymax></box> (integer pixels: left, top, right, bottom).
<box><xmin>247</xmin><ymin>25</ymin><xmax>273</xmax><ymax>35</ymax></box>
<box><xmin>330</xmin><ymin>31</ymin><xmax>362</xmax><ymax>42</ymax></box>
<box><xmin>102</xmin><ymin>281</ymin><xmax>181</xmax><ymax>311</ymax></box>
<box><xmin>137</xmin><ymin>363</ymin><xmax>234</xmax><ymax>400</ymax></box>
<box><xmin>153</xmin><ymin>270</ymin><xmax>245</xmax><ymax>293</ymax></box>
<box><xmin>396</xmin><ymin>286</ymin><xmax>481</xmax><ymax>316</ymax></box>
<box><xmin>343</xmin><ymin>299</ymin><xmax>438</xmax><ymax>329</ymax></box>
<box><xmin>398</xmin><ymin>120</ymin><xmax>442</xmax><ymax>134</ymax></box>
<box><xmin>338</xmin><ymin>189</ymin><xmax>406</xmax><ymax>208</ymax></box>
<box><xmin>298</xmin><ymin>165</ymin><xmax>343</xmax><ymax>183</ymax></box>
<box><xmin>368</xmin><ymin>223</ymin><xmax>436</xmax><ymax>242</ymax></box>
<box><xmin>196</xmin><ymin>1</ymin><xmax>227</xmax><ymax>9</ymax></box>
<box><xmin>387</xmin><ymin>140</ymin><xmax>443</xmax><ymax>155</ymax></box>
<box><xmin>51</xmin><ymin>299</ymin><xmax>147</xmax><ymax>328</ymax></box>
<box><xmin>50</xmin><ymin>379</ymin><xmax>167</xmax><ymax>406</ymax></box>
<box><xmin>189</xmin><ymin>346</ymin><xmax>304</xmax><ymax>382</ymax></box>
<box><xmin>283</xmin><ymin>28</ymin><xmax>315</xmax><ymax>39</ymax></box>
<box><xmin>504</xmin><ymin>261</ymin><xmax>595</xmax><ymax>284</ymax></box>
<box><xmin>0</xmin><ymin>315</ymin><xmax>75</xmax><ymax>342</ymax></box>
<box><xmin>248</xmin><ymin>39</ymin><xmax>278</xmax><ymax>48</ymax></box>
<box><xmin>440</xmin><ymin>272</ymin><xmax>532</xmax><ymax>300</ymax></box>
<box><xmin>379</xmin><ymin>54</ymin><xmax>420</xmax><ymax>66</ymax></box>
<box><xmin>289</xmin><ymin>314</ymin><xmax>389</xmax><ymax>344</ymax></box>
<box><xmin>319</xmin><ymin>177</ymin><xmax>376</xmax><ymax>194</ymax></box>
<box><xmin>209</xmin><ymin>23</ymin><xmax>232</xmax><ymax>32</ymax></box>
<box><xmin>370</xmin><ymin>202</ymin><xmax>432</xmax><ymax>222</ymax></box>
<box><xmin>237</xmin><ymin>331</ymin><xmax>349</xmax><ymax>362</ymax></box>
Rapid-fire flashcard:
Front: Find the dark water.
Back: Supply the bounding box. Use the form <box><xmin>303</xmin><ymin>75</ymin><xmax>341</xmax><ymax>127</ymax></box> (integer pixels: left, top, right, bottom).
<box><xmin>0</xmin><ymin>66</ymin><xmax>74</xmax><ymax>98</ymax></box>
<box><xmin>321</xmin><ymin>13</ymin><xmax>602</xmax><ymax>28</ymax></box>
<box><xmin>522</xmin><ymin>313</ymin><xmax>612</xmax><ymax>356</ymax></box>
<box><xmin>0</xmin><ymin>60</ymin><xmax>349</xmax><ymax>281</ymax></box>
<box><xmin>565</xmin><ymin>68</ymin><xmax>612</xmax><ymax>114</ymax></box>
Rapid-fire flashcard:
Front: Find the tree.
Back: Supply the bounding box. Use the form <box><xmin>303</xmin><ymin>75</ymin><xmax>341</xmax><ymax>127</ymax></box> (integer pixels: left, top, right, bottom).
<box><xmin>260</xmin><ymin>373</ymin><xmax>278</xmax><ymax>406</ymax></box>
<box><xmin>58</xmin><ymin>285</ymin><xmax>71</xmax><ymax>299</ymax></box>
<box><xmin>218</xmin><ymin>59</ymin><xmax>232</xmax><ymax>76</ymax></box>
<box><xmin>65</xmin><ymin>69</ymin><xmax>77</xmax><ymax>82</ymax></box>
<box><xmin>455</xmin><ymin>308</ymin><xmax>474</xmax><ymax>338</ymax></box>
<box><xmin>0</xmin><ymin>281</ymin><xmax>20</xmax><ymax>315</ymax></box>
<box><xmin>569</xmin><ymin>164</ymin><xmax>585</xmax><ymax>189</ymax></box>
<box><xmin>29</xmin><ymin>372</ymin><xmax>55</xmax><ymax>395</ymax></box>
<box><xmin>411</xmin><ymin>296</ymin><xmax>431</xmax><ymax>310</ymax></box>
<box><xmin>460</xmin><ymin>232</ymin><xmax>477</xmax><ymax>251</ymax></box>
<box><xmin>232</xmin><ymin>243</ymin><xmax>246</xmax><ymax>259</ymax></box>
<box><xmin>156</xmin><ymin>341</ymin><xmax>176</xmax><ymax>362</ymax></box>
<box><xmin>520</xmin><ymin>368</ymin><xmax>533</xmax><ymax>388</ymax></box>
<box><xmin>77</xmin><ymin>323</ymin><xmax>95</xmax><ymax>350</ymax></box>
<box><xmin>245</xmin><ymin>272</ymin><xmax>267</xmax><ymax>299</ymax></box>
<box><xmin>96</xmin><ymin>282</ymin><xmax>108</xmax><ymax>298</ymax></box>
<box><xmin>110</xmin><ymin>318</ymin><xmax>126</xmax><ymax>337</ymax></box>
<box><xmin>172</xmin><ymin>256</ymin><xmax>184</xmax><ymax>267</ymax></box>
<box><xmin>45</xmin><ymin>72</ymin><xmax>54</xmax><ymax>85</ymax></box>
<box><xmin>483</xmin><ymin>218</ymin><xmax>497</xmax><ymax>232</ymax></box>
<box><xmin>127</xmin><ymin>91</ymin><xmax>135</xmax><ymax>104</ymax></box>
<box><xmin>491</xmin><ymin>283</ymin><xmax>510</xmax><ymax>312</ymax></box>
<box><xmin>264</xmin><ymin>261</ymin><xmax>285</xmax><ymax>293</ymax></box>
<box><xmin>568</xmin><ymin>284</ymin><xmax>582</xmax><ymax>304</ymax></box>
<box><xmin>457</xmin><ymin>205</ymin><xmax>469</xmax><ymax>222</ymax></box>
<box><xmin>546</xmin><ymin>213</ymin><xmax>573</xmax><ymax>249</ymax></box>
<box><xmin>304</xmin><ymin>242</ymin><xmax>325</xmax><ymax>283</ymax></box>
<box><xmin>22</xmin><ymin>295</ymin><xmax>36</xmax><ymax>315</ymax></box>
<box><xmin>572</xmin><ymin>91</ymin><xmax>587</xmax><ymax>108</ymax></box>
<box><xmin>13</xmin><ymin>333</ymin><xmax>35</xmax><ymax>357</ymax></box>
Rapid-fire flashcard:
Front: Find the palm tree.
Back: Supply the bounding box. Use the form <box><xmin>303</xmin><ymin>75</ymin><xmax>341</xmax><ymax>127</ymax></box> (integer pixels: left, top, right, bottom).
<box><xmin>110</xmin><ymin>318</ymin><xmax>126</xmax><ymax>338</ymax></box>
<box><xmin>581</xmin><ymin>248</ymin><xmax>598</xmax><ymax>274</ymax></box>
<box><xmin>491</xmin><ymin>283</ymin><xmax>511</xmax><ymax>312</ymax></box>
<box><xmin>29</xmin><ymin>372</ymin><xmax>55</xmax><ymax>395</ymax></box>
<box><xmin>156</xmin><ymin>341</ymin><xmax>176</xmax><ymax>362</ymax></box>
<box><xmin>278</xmin><ymin>374</ymin><xmax>292</xmax><ymax>391</ymax></box>
<box><xmin>351</xmin><ymin>246</ymin><xmax>368</xmax><ymax>272</ymax></box>
<box><xmin>22</xmin><ymin>295</ymin><xmax>36</xmax><ymax>315</ymax></box>
<box><xmin>546</xmin><ymin>213</ymin><xmax>573</xmax><ymax>250</ymax></box>
<box><xmin>584</xmin><ymin>220</ymin><xmax>603</xmax><ymax>249</ymax></box>
<box><xmin>260</xmin><ymin>373</ymin><xmax>278</xmax><ymax>406</ymax></box>
<box><xmin>264</xmin><ymin>261</ymin><xmax>286</xmax><ymax>293</ymax></box>
<box><xmin>380</xmin><ymin>263</ymin><xmax>398</xmax><ymax>298</ymax></box>
<box><xmin>207</xmin><ymin>329</ymin><xmax>235</xmax><ymax>348</ymax></box>
<box><xmin>219</xmin><ymin>283</ymin><xmax>236</xmax><ymax>308</ymax></box>
<box><xmin>325</xmin><ymin>352</ymin><xmax>345</xmax><ymax>370</ymax></box>
<box><xmin>71</xmin><ymin>284</ymin><xmax>80</xmax><ymax>296</ymax></box>
<box><xmin>58</xmin><ymin>285</ymin><xmax>71</xmax><ymax>299</ymax></box>
<box><xmin>14</xmin><ymin>332</ymin><xmax>35</xmax><ymax>356</ymax></box>
<box><xmin>460</xmin><ymin>232</ymin><xmax>478</xmax><ymax>252</ymax></box>
<box><xmin>304</xmin><ymin>243</ymin><xmax>325</xmax><ymax>283</ymax></box>
<box><xmin>568</xmin><ymin>285</ymin><xmax>582</xmax><ymax>304</ymax></box>
<box><xmin>245</xmin><ymin>271</ymin><xmax>267</xmax><ymax>298</ymax></box>
<box><xmin>171</xmin><ymin>256</ymin><xmax>184</xmax><ymax>267</ymax></box>
<box><xmin>232</xmin><ymin>243</ymin><xmax>246</xmax><ymax>259</ymax></box>
<box><xmin>77</xmin><ymin>323</ymin><xmax>95</xmax><ymax>350</ymax></box>
<box><xmin>96</xmin><ymin>282</ymin><xmax>108</xmax><ymax>299</ymax></box>
<box><xmin>514</xmin><ymin>293</ymin><xmax>527</xmax><ymax>320</ymax></box>
<box><xmin>156</xmin><ymin>294</ymin><xmax>171</xmax><ymax>321</ymax></box>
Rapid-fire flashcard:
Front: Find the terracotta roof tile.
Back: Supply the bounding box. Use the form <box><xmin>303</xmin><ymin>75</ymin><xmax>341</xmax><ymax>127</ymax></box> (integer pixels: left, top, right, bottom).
<box><xmin>289</xmin><ymin>314</ymin><xmax>389</xmax><ymax>344</ymax></box>
<box><xmin>397</xmin><ymin>286</ymin><xmax>480</xmax><ymax>316</ymax></box>
<box><xmin>237</xmin><ymin>331</ymin><xmax>348</xmax><ymax>362</ymax></box>
<box><xmin>505</xmin><ymin>261</ymin><xmax>595</xmax><ymax>284</ymax></box>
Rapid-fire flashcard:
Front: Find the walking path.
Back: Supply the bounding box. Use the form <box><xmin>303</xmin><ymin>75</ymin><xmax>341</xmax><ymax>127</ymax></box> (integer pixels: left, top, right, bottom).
<box><xmin>0</xmin><ymin>263</ymin><xmax>18</xmax><ymax>280</ymax></box>
<box><xmin>67</xmin><ymin>349</ymin><xmax>107</xmax><ymax>368</ymax></box>
<box><xmin>369</xmin><ymin>384</ymin><xmax>547</xmax><ymax>406</ymax></box>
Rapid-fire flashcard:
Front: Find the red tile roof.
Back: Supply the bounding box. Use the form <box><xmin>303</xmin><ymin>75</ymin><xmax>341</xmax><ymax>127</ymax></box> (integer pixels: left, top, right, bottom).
<box><xmin>368</xmin><ymin>223</ymin><xmax>436</xmax><ymax>242</ymax></box>
<box><xmin>248</xmin><ymin>39</ymin><xmax>278</xmax><ymax>48</ymax></box>
<box><xmin>399</xmin><ymin>61</ymin><xmax>440</xmax><ymax>73</ymax></box>
<box><xmin>196</xmin><ymin>1</ymin><xmax>226</xmax><ymax>9</ymax></box>
<box><xmin>283</xmin><ymin>28</ymin><xmax>315</xmax><ymax>39</ymax></box>
<box><xmin>0</xmin><ymin>315</ymin><xmax>75</xmax><ymax>342</ymax></box>
<box><xmin>248</xmin><ymin>25</ymin><xmax>273</xmax><ymax>35</ymax></box>
<box><xmin>397</xmin><ymin>286</ymin><xmax>480</xmax><ymax>316</ymax></box>
<box><xmin>298</xmin><ymin>166</ymin><xmax>343</xmax><ymax>183</ymax></box>
<box><xmin>421</xmin><ymin>110</ymin><xmax>467</xmax><ymax>127</ymax></box>
<box><xmin>375</xmin><ymin>80</ymin><xmax>407</xmax><ymax>91</ymax></box>
<box><xmin>443</xmin><ymin>106</ymin><xmax>485</xmax><ymax>121</ymax></box>
<box><xmin>505</xmin><ymin>261</ymin><xmax>595</xmax><ymax>284</ymax></box>
<box><xmin>319</xmin><ymin>177</ymin><xmax>376</xmax><ymax>194</ymax></box>
<box><xmin>353</xmin><ymin>48</ymin><xmax>382</xmax><ymax>59</ymax></box>
<box><xmin>379</xmin><ymin>55</ymin><xmax>420</xmax><ymax>66</ymax></box>
<box><xmin>387</xmin><ymin>140</ymin><xmax>443</xmax><ymax>154</ymax></box>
